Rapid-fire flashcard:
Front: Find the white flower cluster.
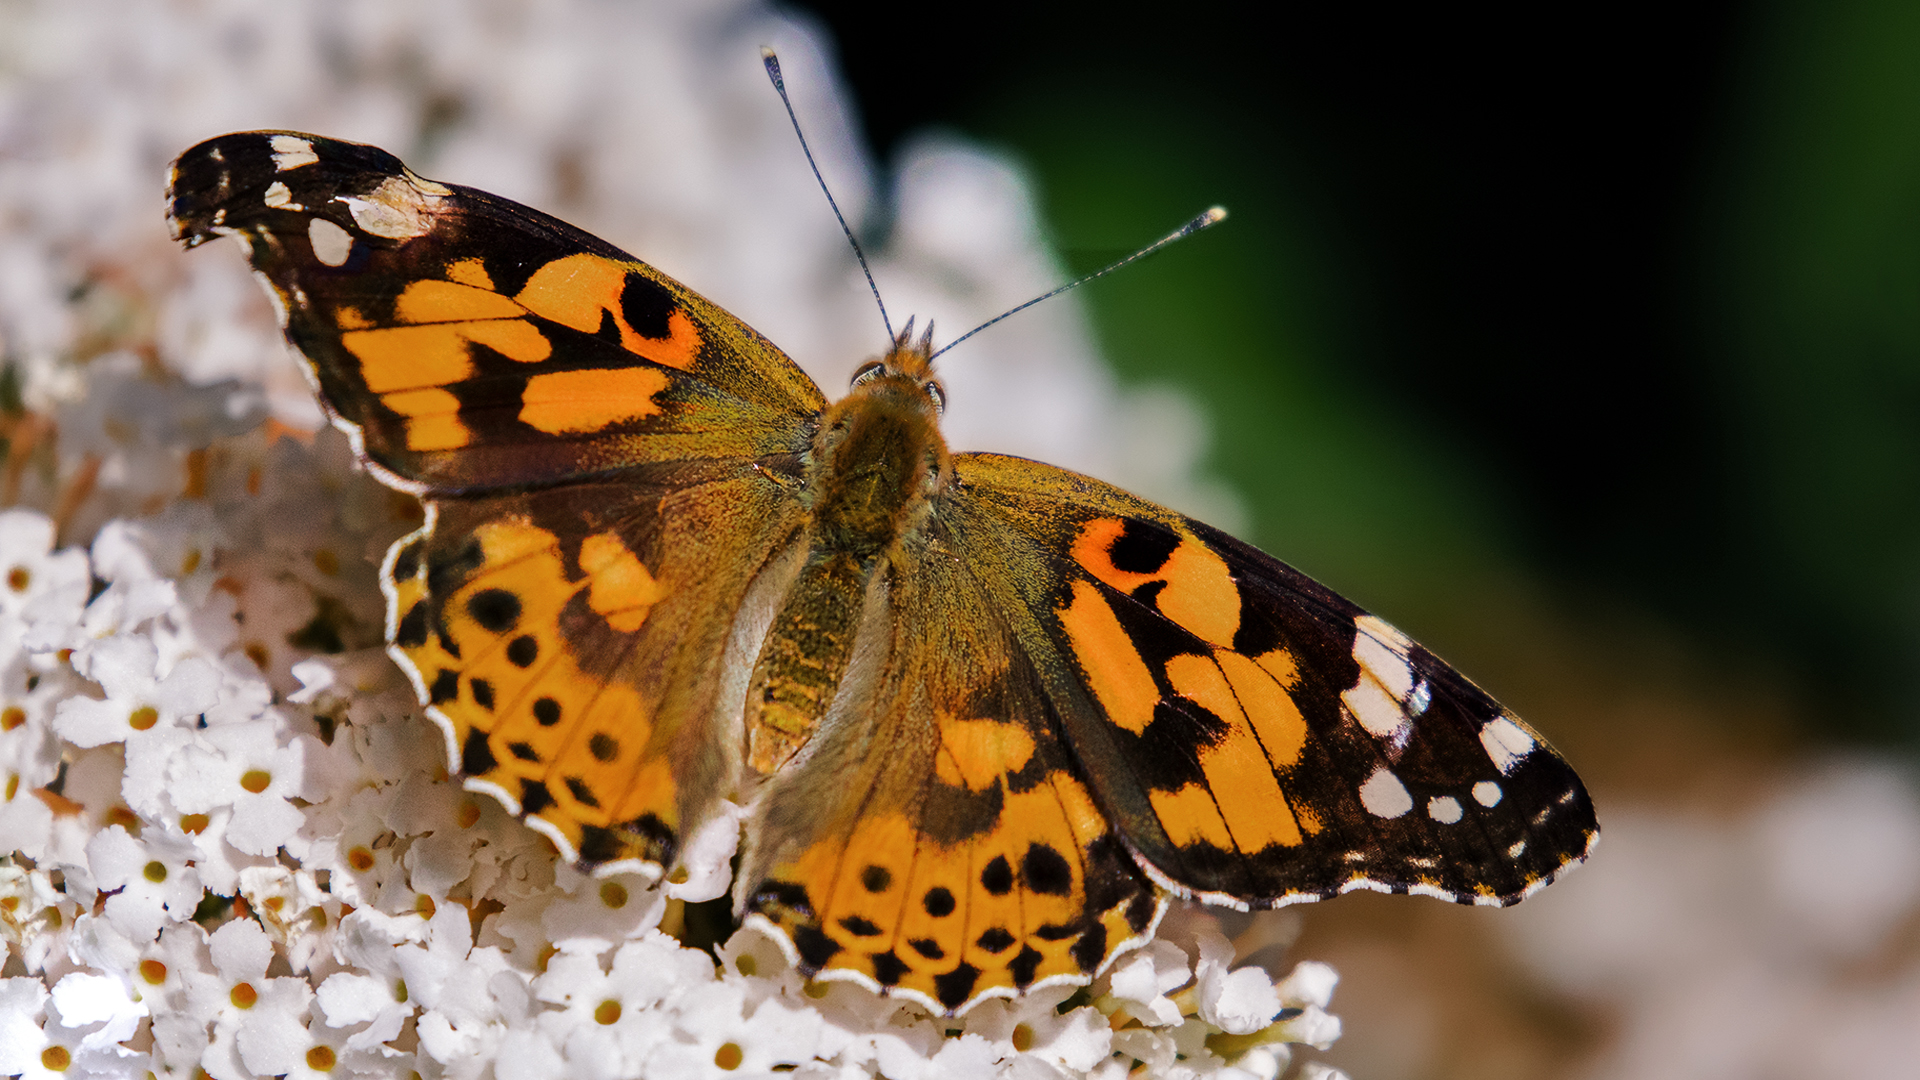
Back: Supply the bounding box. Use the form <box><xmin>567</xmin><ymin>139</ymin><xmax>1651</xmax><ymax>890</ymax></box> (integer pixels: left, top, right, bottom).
<box><xmin>0</xmin><ymin>0</ymin><xmax>1335</xmax><ymax>1076</ymax></box>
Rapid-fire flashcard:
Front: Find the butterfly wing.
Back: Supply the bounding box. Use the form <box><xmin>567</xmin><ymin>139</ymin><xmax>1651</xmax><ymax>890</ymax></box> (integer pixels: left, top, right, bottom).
<box><xmin>167</xmin><ymin>131</ymin><xmax>825</xmax><ymax>493</ymax></box>
<box><xmin>740</xmin><ymin>489</ymin><xmax>1160</xmax><ymax>1014</ymax></box>
<box><xmin>168</xmin><ymin>131</ymin><xmax>822</xmax><ymax>868</ymax></box>
<box><xmin>956</xmin><ymin>452</ymin><xmax>1598</xmax><ymax>907</ymax></box>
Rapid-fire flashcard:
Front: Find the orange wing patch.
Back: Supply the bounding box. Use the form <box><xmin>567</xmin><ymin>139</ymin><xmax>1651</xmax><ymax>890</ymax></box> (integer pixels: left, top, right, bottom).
<box><xmin>578</xmin><ymin>530</ymin><xmax>667</xmax><ymax>633</ymax></box>
<box><xmin>514</xmin><ymin>253</ymin><xmax>703</xmax><ymax>370</ymax></box>
<box><xmin>1071</xmin><ymin>516</ymin><xmax>1240</xmax><ymax>646</ymax></box>
<box><xmin>934</xmin><ymin>715</ymin><xmax>1036</xmax><ymax>792</ymax></box>
<box><xmin>520</xmin><ymin>367</ymin><xmax>670</xmax><ymax>435</ymax></box>
<box><xmin>1164</xmin><ymin>654</ymin><xmax>1305</xmax><ymax>851</ymax></box>
<box><xmin>1056</xmin><ymin>580</ymin><xmax>1158</xmax><ymax>735</ymax></box>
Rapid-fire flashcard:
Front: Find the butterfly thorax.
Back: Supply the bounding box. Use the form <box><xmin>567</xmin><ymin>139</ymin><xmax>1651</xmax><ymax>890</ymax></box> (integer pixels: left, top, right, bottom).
<box><xmin>744</xmin><ymin>342</ymin><xmax>951</xmax><ymax>773</ymax></box>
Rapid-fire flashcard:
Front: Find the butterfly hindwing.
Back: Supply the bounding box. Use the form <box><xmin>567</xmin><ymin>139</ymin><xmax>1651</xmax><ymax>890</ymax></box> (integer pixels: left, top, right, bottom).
<box><xmin>955</xmin><ymin>452</ymin><xmax>1598</xmax><ymax>908</ymax></box>
<box><xmin>740</xmin><ymin>494</ymin><xmax>1160</xmax><ymax>1012</ymax></box>
<box><xmin>166</xmin><ymin>131</ymin><xmax>824</xmax><ymax>493</ymax></box>
<box><xmin>388</xmin><ymin>463</ymin><xmax>808</xmax><ymax>869</ymax></box>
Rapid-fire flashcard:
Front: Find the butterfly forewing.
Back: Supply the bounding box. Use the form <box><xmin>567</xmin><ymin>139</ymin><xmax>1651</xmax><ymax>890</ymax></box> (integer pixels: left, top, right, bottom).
<box><xmin>167</xmin><ymin>131</ymin><xmax>823</xmax><ymax>493</ymax></box>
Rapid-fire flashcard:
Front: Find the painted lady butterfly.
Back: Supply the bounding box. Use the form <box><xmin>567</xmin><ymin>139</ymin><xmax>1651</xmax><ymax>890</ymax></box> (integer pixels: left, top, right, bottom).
<box><xmin>166</xmin><ymin>119</ymin><xmax>1594</xmax><ymax>1015</ymax></box>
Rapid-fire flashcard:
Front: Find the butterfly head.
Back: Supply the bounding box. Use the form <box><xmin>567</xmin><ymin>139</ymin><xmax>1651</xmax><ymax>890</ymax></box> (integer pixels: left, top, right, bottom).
<box><xmin>846</xmin><ymin>317</ymin><xmax>946</xmax><ymax>417</ymax></box>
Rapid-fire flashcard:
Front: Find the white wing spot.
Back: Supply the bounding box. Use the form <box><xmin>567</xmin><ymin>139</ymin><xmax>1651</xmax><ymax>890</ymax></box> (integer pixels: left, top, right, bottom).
<box><xmin>1408</xmin><ymin>678</ymin><xmax>1431</xmax><ymax>716</ymax></box>
<box><xmin>1479</xmin><ymin>716</ymin><xmax>1535</xmax><ymax>775</ymax></box>
<box><xmin>308</xmin><ymin>218</ymin><xmax>353</xmax><ymax>267</ymax></box>
<box><xmin>1344</xmin><ymin>615</ymin><xmax>1417</xmax><ymax>742</ymax></box>
<box><xmin>342</xmin><ymin>175</ymin><xmax>446</xmax><ymax>239</ymax></box>
<box><xmin>1507</xmin><ymin>840</ymin><xmax>1527</xmax><ymax>858</ymax></box>
<box><xmin>1343</xmin><ymin>678</ymin><xmax>1406</xmax><ymax>740</ymax></box>
<box><xmin>1359</xmin><ymin>768</ymin><xmax>1412</xmax><ymax>819</ymax></box>
<box><xmin>263</xmin><ymin>181</ymin><xmax>295</xmax><ymax>209</ymax></box>
<box><xmin>269</xmin><ymin>134</ymin><xmax>319</xmax><ymax>170</ymax></box>
<box><xmin>1472</xmin><ymin>780</ymin><xmax>1503</xmax><ymax>807</ymax></box>
<box><xmin>1426</xmin><ymin>795</ymin><xmax>1463</xmax><ymax>824</ymax></box>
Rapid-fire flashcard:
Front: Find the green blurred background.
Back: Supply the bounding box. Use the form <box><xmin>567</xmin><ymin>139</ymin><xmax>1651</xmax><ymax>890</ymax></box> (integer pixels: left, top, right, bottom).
<box><xmin>791</xmin><ymin>0</ymin><xmax>1920</xmax><ymax>748</ymax></box>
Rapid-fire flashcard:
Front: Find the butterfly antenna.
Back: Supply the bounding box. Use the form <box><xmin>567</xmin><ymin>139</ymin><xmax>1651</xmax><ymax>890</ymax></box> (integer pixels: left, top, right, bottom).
<box><xmin>761</xmin><ymin>47</ymin><xmax>893</xmax><ymax>342</ymax></box>
<box><xmin>929</xmin><ymin>206</ymin><xmax>1228</xmax><ymax>362</ymax></box>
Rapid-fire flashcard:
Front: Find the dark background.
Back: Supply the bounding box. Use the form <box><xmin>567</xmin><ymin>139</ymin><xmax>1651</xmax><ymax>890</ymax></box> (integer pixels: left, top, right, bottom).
<box><xmin>788</xmin><ymin>0</ymin><xmax>1920</xmax><ymax>747</ymax></box>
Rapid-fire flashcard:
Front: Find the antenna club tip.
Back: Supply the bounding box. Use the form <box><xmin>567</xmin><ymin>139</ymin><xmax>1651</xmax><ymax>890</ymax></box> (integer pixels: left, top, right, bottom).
<box><xmin>1203</xmin><ymin>205</ymin><xmax>1228</xmax><ymax>224</ymax></box>
<box><xmin>760</xmin><ymin>45</ymin><xmax>777</xmax><ymax>60</ymax></box>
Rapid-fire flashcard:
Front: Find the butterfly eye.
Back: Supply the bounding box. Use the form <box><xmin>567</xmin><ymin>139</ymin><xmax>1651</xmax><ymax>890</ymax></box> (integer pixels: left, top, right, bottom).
<box><xmin>925</xmin><ymin>380</ymin><xmax>947</xmax><ymax>414</ymax></box>
<box><xmin>849</xmin><ymin>361</ymin><xmax>885</xmax><ymax>389</ymax></box>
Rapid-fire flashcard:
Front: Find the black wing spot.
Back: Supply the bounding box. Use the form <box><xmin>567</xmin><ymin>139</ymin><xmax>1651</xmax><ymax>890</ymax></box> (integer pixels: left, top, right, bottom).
<box><xmin>471</xmin><ymin>678</ymin><xmax>495</xmax><ymax>710</ymax></box>
<box><xmin>466</xmin><ymin>589</ymin><xmax>521</xmax><ymax>633</ymax></box>
<box><xmin>1009</xmin><ymin>945</ymin><xmax>1043</xmax><ymax>987</ymax></box>
<box><xmin>588</xmin><ymin>733</ymin><xmax>619</xmax><ymax>762</ymax></box>
<box><xmin>869</xmin><ymin>950</ymin><xmax>907</xmax><ymax>987</ymax></box>
<box><xmin>426</xmin><ymin>537</ymin><xmax>485</xmax><ymax>598</ymax></box>
<box><xmin>1125</xmin><ymin>894</ymin><xmax>1156</xmax><ymax>933</ymax></box>
<box><xmin>578</xmin><ymin>824</ymin><xmax>622</xmax><ymax>864</ymax></box>
<box><xmin>980</xmin><ymin>855</ymin><xmax>1014</xmax><ymax>896</ymax></box>
<box><xmin>532</xmin><ymin>697</ymin><xmax>560</xmax><ymax>726</ymax></box>
<box><xmin>626</xmin><ymin>813</ymin><xmax>678</xmax><ymax>866</ymax></box>
<box><xmin>594</xmin><ymin>308</ymin><xmax>623</xmax><ymax>345</ymax></box>
<box><xmin>391</xmin><ymin>540</ymin><xmax>423</xmax><ymax>581</ymax></box>
<box><xmin>620</xmin><ymin>271</ymin><xmax>676</xmax><ymax>339</ymax></box>
<box><xmin>1130</xmin><ymin>579</ymin><xmax>1168</xmax><ymax>608</ymax></box>
<box><xmin>1035</xmin><ymin>923</ymin><xmax>1079</xmax><ymax>941</ymax></box>
<box><xmin>839</xmin><ymin>916</ymin><xmax>882</xmax><ymax>937</ymax></box>
<box><xmin>519</xmin><ymin>779</ymin><xmax>554</xmax><ymax>814</ymax></box>
<box><xmin>429</xmin><ymin>669</ymin><xmax>459</xmax><ymax>704</ymax></box>
<box><xmin>975</xmin><ymin>927</ymin><xmax>1015</xmax><ymax>954</ymax></box>
<box><xmin>1108</xmin><ymin>519</ymin><xmax>1180</xmax><ymax>575</ymax></box>
<box><xmin>753</xmin><ymin>880</ymin><xmax>813</xmax><ymax>919</ymax></box>
<box><xmin>508</xmin><ymin>742</ymin><xmax>540</xmax><ymax>762</ymax></box>
<box><xmin>1070</xmin><ymin>923</ymin><xmax>1108</xmax><ymax>972</ymax></box>
<box><xmin>909</xmin><ymin>938</ymin><xmax>944</xmax><ymax>960</ymax></box>
<box><xmin>934</xmin><ymin>964</ymin><xmax>980</xmax><ymax>1011</ymax></box>
<box><xmin>461</xmin><ymin>728</ymin><xmax>496</xmax><ymax>775</ymax></box>
<box><xmin>923</xmin><ymin>887</ymin><xmax>955</xmax><ymax>917</ymax></box>
<box><xmin>395</xmin><ymin>602</ymin><xmax>429</xmax><ymax>648</ymax></box>
<box><xmin>793</xmin><ymin>925</ymin><xmax>840</xmax><ymax>969</ymax></box>
<box><xmin>564</xmin><ymin>777</ymin><xmax>600</xmax><ymax>808</ymax></box>
<box><xmin>860</xmin><ymin>865</ymin><xmax>892</xmax><ymax>893</ymax></box>
<box><xmin>1021</xmin><ymin>843</ymin><xmax>1073</xmax><ymax>896</ymax></box>
<box><xmin>506</xmin><ymin>635</ymin><xmax>538</xmax><ymax>667</ymax></box>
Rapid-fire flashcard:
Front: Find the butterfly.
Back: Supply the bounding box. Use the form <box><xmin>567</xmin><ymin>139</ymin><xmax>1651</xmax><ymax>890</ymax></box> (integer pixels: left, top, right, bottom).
<box><xmin>165</xmin><ymin>128</ymin><xmax>1596</xmax><ymax>1015</ymax></box>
